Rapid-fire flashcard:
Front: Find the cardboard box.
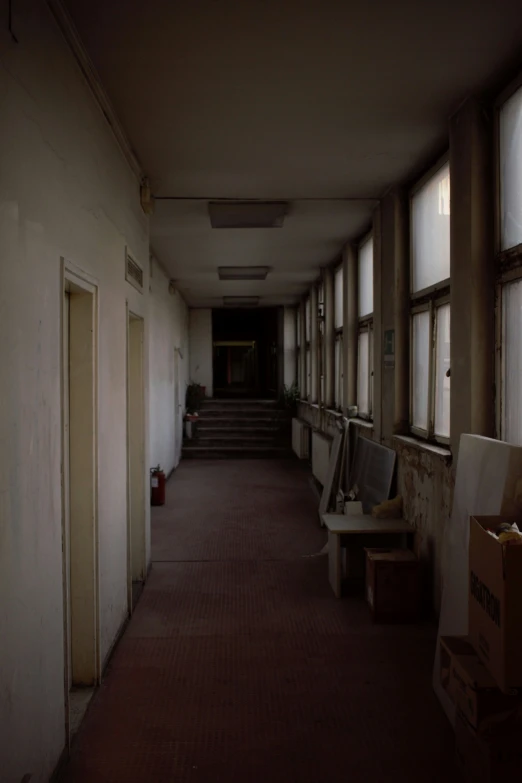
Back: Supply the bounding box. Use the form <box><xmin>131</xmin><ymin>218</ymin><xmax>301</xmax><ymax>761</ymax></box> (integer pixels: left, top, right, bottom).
<box><xmin>365</xmin><ymin>548</ymin><xmax>420</xmax><ymax>622</ymax></box>
<box><xmin>455</xmin><ymin>710</ymin><xmax>522</xmax><ymax>783</ymax></box>
<box><xmin>440</xmin><ymin>636</ymin><xmax>521</xmax><ymax>731</ymax></box>
<box><xmin>468</xmin><ymin>516</ymin><xmax>522</xmax><ymax>692</ymax></box>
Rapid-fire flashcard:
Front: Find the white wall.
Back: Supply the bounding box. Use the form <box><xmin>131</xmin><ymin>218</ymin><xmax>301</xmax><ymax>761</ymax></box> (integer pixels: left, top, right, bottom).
<box><xmin>149</xmin><ymin>260</ymin><xmax>189</xmax><ymax>474</ymax></box>
<box><xmin>283</xmin><ymin>306</ymin><xmax>297</xmax><ymax>388</ymax></box>
<box><xmin>0</xmin><ymin>4</ymin><xmax>149</xmax><ymax>781</ymax></box>
<box><xmin>189</xmin><ymin>308</ymin><xmax>213</xmax><ymax>396</ymax></box>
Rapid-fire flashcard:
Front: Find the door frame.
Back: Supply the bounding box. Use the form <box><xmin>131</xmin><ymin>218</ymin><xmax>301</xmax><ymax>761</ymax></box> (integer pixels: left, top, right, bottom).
<box><xmin>126</xmin><ymin>305</ymin><xmax>147</xmax><ymax>613</ymax></box>
<box><xmin>60</xmin><ymin>258</ymin><xmax>100</xmax><ymax>744</ymax></box>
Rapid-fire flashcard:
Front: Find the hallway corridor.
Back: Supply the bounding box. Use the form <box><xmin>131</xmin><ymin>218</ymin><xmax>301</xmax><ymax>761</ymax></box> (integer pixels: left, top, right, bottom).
<box><xmin>62</xmin><ymin>460</ymin><xmax>458</xmax><ymax>782</ymax></box>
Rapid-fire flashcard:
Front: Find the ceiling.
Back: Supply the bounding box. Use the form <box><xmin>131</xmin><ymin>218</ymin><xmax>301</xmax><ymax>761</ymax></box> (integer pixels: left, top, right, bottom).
<box><xmin>65</xmin><ymin>0</ymin><xmax>522</xmax><ymax>307</ymax></box>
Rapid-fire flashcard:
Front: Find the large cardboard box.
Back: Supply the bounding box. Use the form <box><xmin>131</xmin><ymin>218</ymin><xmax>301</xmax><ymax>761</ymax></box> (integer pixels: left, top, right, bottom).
<box><xmin>439</xmin><ymin>636</ymin><xmax>520</xmax><ymax>731</ymax></box>
<box><xmin>455</xmin><ymin>710</ymin><xmax>522</xmax><ymax>783</ymax></box>
<box><xmin>365</xmin><ymin>548</ymin><xmax>420</xmax><ymax>622</ymax></box>
<box><xmin>468</xmin><ymin>516</ymin><xmax>522</xmax><ymax>692</ymax></box>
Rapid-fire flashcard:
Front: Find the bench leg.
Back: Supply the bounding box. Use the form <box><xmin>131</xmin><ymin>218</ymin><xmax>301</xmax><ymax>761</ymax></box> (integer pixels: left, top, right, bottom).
<box><xmin>328</xmin><ymin>531</ymin><xmax>342</xmax><ymax>598</ymax></box>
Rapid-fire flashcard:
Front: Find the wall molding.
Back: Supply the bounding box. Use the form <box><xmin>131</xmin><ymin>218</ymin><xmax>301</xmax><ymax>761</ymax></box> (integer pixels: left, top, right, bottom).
<box><xmin>47</xmin><ymin>0</ymin><xmax>143</xmax><ymax>181</ymax></box>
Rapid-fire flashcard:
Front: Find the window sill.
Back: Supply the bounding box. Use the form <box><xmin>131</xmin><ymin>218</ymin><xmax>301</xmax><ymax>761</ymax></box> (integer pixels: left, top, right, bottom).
<box><xmin>299</xmin><ymin>399</ymin><xmax>319</xmax><ymax>410</ymax></box>
<box><xmin>349</xmin><ymin>418</ymin><xmax>374</xmax><ymax>430</ymax></box>
<box><xmin>393</xmin><ymin>435</ymin><xmax>451</xmax><ymax>461</ymax></box>
<box><xmin>325</xmin><ymin>408</ymin><xmax>343</xmax><ymax>419</ymax></box>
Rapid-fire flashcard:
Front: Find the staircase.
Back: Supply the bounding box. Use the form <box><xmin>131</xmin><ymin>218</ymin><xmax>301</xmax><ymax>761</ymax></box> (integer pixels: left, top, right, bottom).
<box><xmin>182</xmin><ymin>399</ymin><xmax>293</xmax><ymax>459</ymax></box>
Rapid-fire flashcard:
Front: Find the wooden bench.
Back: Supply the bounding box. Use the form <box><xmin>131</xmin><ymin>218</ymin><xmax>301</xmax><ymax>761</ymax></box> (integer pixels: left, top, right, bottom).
<box><xmin>322</xmin><ymin>513</ymin><xmax>414</xmax><ymax>598</ymax></box>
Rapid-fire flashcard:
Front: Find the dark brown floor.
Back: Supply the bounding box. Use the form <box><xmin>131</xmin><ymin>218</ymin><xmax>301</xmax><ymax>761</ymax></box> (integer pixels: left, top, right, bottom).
<box><xmin>62</xmin><ymin>459</ymin><xmax>458</xmax><ymax>782</ymax></box>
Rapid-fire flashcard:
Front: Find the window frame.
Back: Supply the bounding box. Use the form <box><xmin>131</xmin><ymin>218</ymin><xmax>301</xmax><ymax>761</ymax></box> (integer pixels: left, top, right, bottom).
<box><xmin>494</xmin><ymin>77</ymin><xmax>522</xmax><ymax>441</ymax></box>
<box><xmin>357</xmin><ymin>232</ymin><xmax>374</xmax><ymax>420</ymax></box>
<box><xmin>357</xmin><ymin>316</ymin><xmax>373</xmax><ymax>420</ymax></box>
<box><xmin>295</xmin><ymin>306</ymin><xmax>301</xmax><ymax>390</ymax></box>
<box><xmin>409</xmin><ymin>292</ymin><xmax>450</xmax><ymax>444</ymax></box>
<box><xmin>334</xmin><ymin>263</ymin><xmax>344</xmax><ymax>411</ymax></box>
<box><xmin>409</xmin><ymin>154</ymin><xmax>451</xmax><ymax>445</ymax></box>
<box><xmin>304</xmin><ymin>295</ymin><xmax>311</xmax><ymax>400</ymax></box>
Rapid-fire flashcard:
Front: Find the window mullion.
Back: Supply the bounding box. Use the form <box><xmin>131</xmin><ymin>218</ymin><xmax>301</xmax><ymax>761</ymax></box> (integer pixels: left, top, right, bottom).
<box><xmin>369</xmin><ymin>320</ymin><xmax>373</xmax><ymax>417</ymax></box>
<box><xmin>428</xmin><ymin>301</ymin><xmax>436</xmax><ymax>438</ymax></box>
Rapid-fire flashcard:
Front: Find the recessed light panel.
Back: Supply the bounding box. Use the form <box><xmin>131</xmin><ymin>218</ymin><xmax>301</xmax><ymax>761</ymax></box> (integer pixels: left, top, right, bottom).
<box><xmin>223</xmin><ymin>296</ymin><xmax>259</xmax><ymax>307</ymax></box>
<box><xmin>218</xmin><ymin>266</ymin><xmax>270</xmax><ymax>280</ymax></box>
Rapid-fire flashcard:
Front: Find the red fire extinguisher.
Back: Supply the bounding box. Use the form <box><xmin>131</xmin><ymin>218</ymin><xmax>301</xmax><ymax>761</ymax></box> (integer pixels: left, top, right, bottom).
<box><xmin>150</xmin><ymin>465</ymin><xmax>166</xmax><ymax>506</ymax></box>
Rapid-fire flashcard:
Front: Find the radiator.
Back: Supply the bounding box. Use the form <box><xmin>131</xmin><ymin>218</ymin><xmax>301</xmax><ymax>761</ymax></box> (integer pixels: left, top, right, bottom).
<box><xmin>312</xmin><ymin>431</ymin><xmax>332</xmax><ymax>486</ymax></box>
<box><xmin>292</xmin><ymin>418</ymin><xmax>310</xmax><ymax>459</ymax></box>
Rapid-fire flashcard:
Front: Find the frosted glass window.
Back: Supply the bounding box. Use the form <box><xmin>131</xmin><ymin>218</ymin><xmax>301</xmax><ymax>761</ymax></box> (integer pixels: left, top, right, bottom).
<box><xmin>357</xmin><ymin>330</ymin><xmax>369</xmax><ymax>415</ymax></box>
<box><xmin>358</xmin><ymin>237</ymin><xmax>373</xmax><ymax>317</ymax></box>
<box><xmin>411</xmin><ymin>163</ymin><xmax>450</xmax><ymax>292</ymax></box>
<box><xmin>434</xmin><ymin>304</ymin><xmax>451</xmax><ymax>438</ymax></box>
<box><xmin>500</xmin><ymin>86</ymin><xmax>522</xmax><ymax>250</ymax></box>
<box><xmin>369</xmin><ymin>327</ymin><xmax>374</xmax><ymax>414</ymax></box>
<box><xmin>334</xmin><ymin>334</ymin><xmax>343</xmax><ymax>408</ymax></box>
<box><xmin>502</xmin><ymin>280</ymin><xmax>522</xmax><ymax>444</ymax></box>
<box><xmin>334</xmin><ymin>266</ymin><xmax>343</xmax><ymax>328</ymax></box>
<box><xmin>412</xmin><ymin>311</ymin><xmax>430</xmax><ymax>430</ymax></box>
<box><xmin>305</xmin><ymin>298</ymin><xmax>311</xmax><ymax>342</ymax></box>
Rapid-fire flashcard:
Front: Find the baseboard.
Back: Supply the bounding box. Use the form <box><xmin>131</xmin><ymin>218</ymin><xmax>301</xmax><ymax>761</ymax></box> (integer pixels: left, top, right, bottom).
<box><xmin>101</xmin><ymin>610</ymin><xmax>130</xmax><ymax>676</ymax></box>
<box><xmin>49</xmin><ymin>744</ymin><xmax>70</xmax><ymax>782</ymax></box>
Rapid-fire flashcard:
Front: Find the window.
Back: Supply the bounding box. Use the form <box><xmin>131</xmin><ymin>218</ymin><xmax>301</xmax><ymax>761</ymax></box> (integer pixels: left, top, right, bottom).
<box><xmin>296</xmin><ymin>307</ymin><xmax>301</xmax><ymax>391</ymax></box>
<box><xmin>305</xmin><ymin>296</ymin><xmax>311</xmax><ymax>399</ymax></box>
<box><xmin>500</xmin><ymin>85</ymin><xmax>522</xmax><ymax>251</ymax></box>
<box><xmin>357</xmin><ymin>235</ymin><xmax>373</xmax><ymax>418</ymax></box>
<box><xmin>499</xmin><ymin>85</ymin><xmax>522</xmax><ymax>444</ymax></box>
<box><xmin>318</xmin><ymin>283</ymin><xmax>325</xmax><ymax>404</ymax></box>
<box><xmin>334</xmin><ymin>265</ymin><xmax>343</xmax><ymax>409</ymax></box>
<box><xmin>501</xmin><ymin>280</ymin><xmax>522</xmax><ymax>444</ymax></box>
<box><xmin>410</xmin><ymin>161</ymin><xmax>451</xmax><ymax>441</ymax></box>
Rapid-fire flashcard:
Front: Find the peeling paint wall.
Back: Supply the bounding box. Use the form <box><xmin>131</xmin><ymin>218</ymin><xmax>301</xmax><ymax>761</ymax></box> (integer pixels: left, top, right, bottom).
<box><xmin>395</xmin><ymin>443</ymin><xmax>454</xmax><ymax>614</ymax></box>
<box><xmin>0</xmin><ymin>3</ymin><xmax>149</xmax><ymax>781</ymax></box>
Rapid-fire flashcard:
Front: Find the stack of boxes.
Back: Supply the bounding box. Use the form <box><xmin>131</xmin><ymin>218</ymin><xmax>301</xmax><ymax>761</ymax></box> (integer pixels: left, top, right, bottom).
<box><xmin>439</xmin><ymin>516</ymin><xmax>522</xmax><ymax>781</ymax></box>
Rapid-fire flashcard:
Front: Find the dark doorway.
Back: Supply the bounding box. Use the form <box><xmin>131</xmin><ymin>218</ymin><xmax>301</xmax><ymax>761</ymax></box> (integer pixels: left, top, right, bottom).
<box><xmin>212</xmin><ymin>308</ymin><xmax>279</xmax><ymax>398</ymax></box>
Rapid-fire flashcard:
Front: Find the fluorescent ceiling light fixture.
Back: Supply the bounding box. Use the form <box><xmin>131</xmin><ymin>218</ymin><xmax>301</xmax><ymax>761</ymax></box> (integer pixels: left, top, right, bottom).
<box><xmin>218</xmin><ymin>266</ymin><xmax>270</xmax><ymax>280</ymax></box>
<box><xmin>208</xmin><ymin>201</ymin><xmax>288</xmax><ymax>228</ymax></box>
<box><xmin>223</xmin><ymin>296</ymin><xmax>259</xmax><ymax>307</ymax></box>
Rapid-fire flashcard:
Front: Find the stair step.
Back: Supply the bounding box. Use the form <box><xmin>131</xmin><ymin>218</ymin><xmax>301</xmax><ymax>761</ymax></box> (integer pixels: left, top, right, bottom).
<box><xmin>193</xmin><ymin>436</ymin><xmax>280</xmax><ymax>447</ymax></box>
<box><xmin>202</xmin><ymin>399</ymin><xmax>278</xmax><ymax>407</ymax></box>
<box><xmin>182</xmin><ymin>445</ymin><xmax>294</xmax><ymax>460</ymax></box>
<box><xmin>199</xmin><ymin>410</ymin><xmax>286</xmax><ymax>419</ymax></box>
<box><xmin>197</xmin><ymin>426</ymin><xmax>280</xmax><ymax>434</ymax></box>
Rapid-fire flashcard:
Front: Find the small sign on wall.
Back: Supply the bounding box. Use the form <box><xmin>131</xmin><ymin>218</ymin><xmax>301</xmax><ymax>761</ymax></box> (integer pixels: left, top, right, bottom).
<box><xmin>384</xmin><ymin>329</ymin><xmax>395</xmax><ymax>369</ymax></box>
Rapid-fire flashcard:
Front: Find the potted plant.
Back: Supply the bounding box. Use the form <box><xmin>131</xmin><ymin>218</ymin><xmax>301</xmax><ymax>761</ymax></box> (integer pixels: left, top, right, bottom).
<box><xmin>184</xmin><ymin>381</ymin><xmax>206</xmax><ymax>439</ymax></box>
<box><xmin>281</xmin><ymin>383</ymin><xmax>300</xmax><ymax>416</ymax></box>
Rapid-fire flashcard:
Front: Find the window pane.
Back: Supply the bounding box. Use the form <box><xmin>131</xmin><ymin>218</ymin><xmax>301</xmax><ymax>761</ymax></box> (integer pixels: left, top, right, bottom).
<box><xmin>306</xmin><ymin>348</ymin><xmax>311</xmax><ymax>397</ymax></box>
<box><xmin>305</xmin><ymin>298</ymin><xmax>311</xmax><ymax>342</ymax></box>
<box><xmin>334</xmin><ymin>266</ymin><xmax>343</xmax><ymax>328</ymax></box>
<box><xmin>412</xmin><ymin>163</ymin><xmax>450</xmax><ymax>292</ymax></box>
<box><xmin>502</xmin><ymin>280</ymin><xmax>522</xmax><ymax>444</ymax></box>
<box><xmin>500</xmin><ymin>86</ymin><xmax>522</xmax><ymax>250</ymax></box>
<box><xmin>434</xmin><ymin>304</ymin><xmax>450</xmax><ymax>438</ymax></box>
<box><xmin>357</xmin><ymin>330</ymin><xmax>369</xmax><ymax>415</ymax></box>
<box><xmin>369</xmin><ymin>325</ymin><xmax>374</xmax><ymax>415</ymax></box>
<box><xmin>296</xmin><ymin>308</ymin><xmax>301</xmax><ymax>347</ymax></box>
<box><xmin>334</xmin><ymin>335</ymin><xmax>343</xmax><ymax>408</ymax></box>
<box><xmin>412</xmin><ymin>311</ymin><xmax>430</xmax><ymax>430</ymax></box>
<box><xmin>358</xmin><ymin>236</ymin><xmax>373</xmax><ymax>317</ymax></box>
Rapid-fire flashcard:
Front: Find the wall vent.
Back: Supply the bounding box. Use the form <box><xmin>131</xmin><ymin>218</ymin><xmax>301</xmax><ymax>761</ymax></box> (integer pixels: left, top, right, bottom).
<box><xmin>125</xmin><ymin>251</ymin><xmax>144</xmax><ymax>293</ymax></box>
